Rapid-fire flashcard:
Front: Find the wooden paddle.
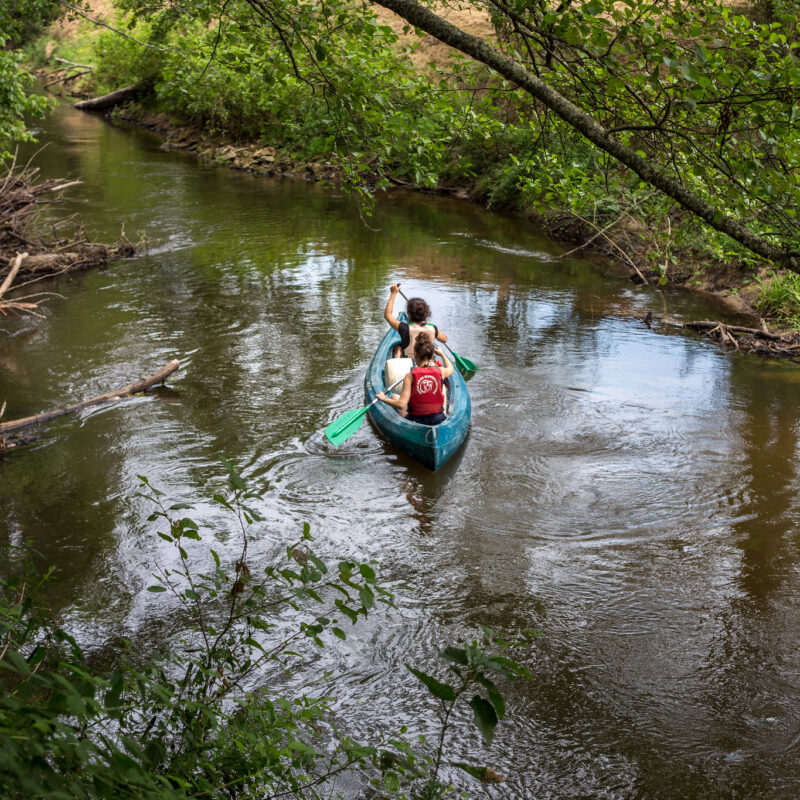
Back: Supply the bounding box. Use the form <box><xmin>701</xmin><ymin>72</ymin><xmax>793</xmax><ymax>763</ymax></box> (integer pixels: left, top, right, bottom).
<box><xmin>324</xmin><ymin>375</ymin><xmax>406</xmax><ymax>446</ymax></box>
<box><xmin>396</xmin><ymin>285</ymin><xmax>477</xmax><ymax>374</ymax></box>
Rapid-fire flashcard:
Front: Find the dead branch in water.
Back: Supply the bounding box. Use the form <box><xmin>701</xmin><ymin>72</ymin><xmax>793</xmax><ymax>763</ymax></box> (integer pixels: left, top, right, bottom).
<box><xmin>0</xmin><ymin>161</ymin><xmax>136</xmax><ymax>325</ymax></box>
<box><xmin>0</xmin><ymin>360</ymin><xmax>180</xmax><ymax>449</ymax></box>
<box><xmin>664</xmin><ymin>318</ymin><xmax>800</xmax><ymax>358</ymax></box>
<box><xmin>0</xmin><ymin>252</ymin><xmax>27</xmax><ymax>300</ymax></box>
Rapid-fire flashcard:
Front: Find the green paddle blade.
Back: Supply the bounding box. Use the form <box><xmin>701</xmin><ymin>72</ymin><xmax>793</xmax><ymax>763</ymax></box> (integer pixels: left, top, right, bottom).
<box><xmin>452</xmin><ymin>350</ymin><xmax>477</xmax><ymax>374</ymax></box>
<box><xmin>324</xmin><ymin>406</ymin><xmax>369</xmax><ymax>446</ymax></box>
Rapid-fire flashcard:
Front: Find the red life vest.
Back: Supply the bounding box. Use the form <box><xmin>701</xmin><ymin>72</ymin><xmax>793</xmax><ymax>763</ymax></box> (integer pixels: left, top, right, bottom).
<box><xmin>409</xmin><ymin>366</ymin><xmax>444</xmax><ymax>415</ymax></box>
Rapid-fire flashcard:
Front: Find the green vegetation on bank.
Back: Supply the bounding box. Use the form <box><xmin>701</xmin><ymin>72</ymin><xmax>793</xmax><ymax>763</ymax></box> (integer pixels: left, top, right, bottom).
<box><xmin>24</xmin><ymin>0</ymin><xmax>800</xmax><ymax>325</ymax></box>
<box><xmin>1</xmin><ymin>461</ymin><xmax>530</xmax><ymax>798</ymax></box>
<box><xmin>756</xmin><ymin>270</ymin><xmax>800</xmax><ymax>327</ymax></box>
<box><xmin>0</xmin><ymin>0</ymin><xmax>58</xmax><ymax>159</ymax></box>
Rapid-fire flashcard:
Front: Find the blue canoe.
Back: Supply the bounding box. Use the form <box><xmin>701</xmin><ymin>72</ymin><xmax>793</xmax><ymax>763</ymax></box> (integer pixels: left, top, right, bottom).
<box><xmin>364</xmin><ymin>313</ymin><xmax>471</xmax><ymax>471</ymax></box>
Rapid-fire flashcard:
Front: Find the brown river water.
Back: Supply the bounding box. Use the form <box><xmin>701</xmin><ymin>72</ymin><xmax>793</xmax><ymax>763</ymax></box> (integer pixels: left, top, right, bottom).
<box><xmin>2</xmin><ymin>102</ymin><xmax>800</xmax><ymax>798</ymax></box>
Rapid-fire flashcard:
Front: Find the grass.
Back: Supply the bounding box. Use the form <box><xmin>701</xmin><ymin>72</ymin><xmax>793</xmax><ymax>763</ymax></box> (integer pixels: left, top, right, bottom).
<box><xmin>756</xmin><ymin>270</ymin><xmax>800</xmax><ymax>329</ymax></box>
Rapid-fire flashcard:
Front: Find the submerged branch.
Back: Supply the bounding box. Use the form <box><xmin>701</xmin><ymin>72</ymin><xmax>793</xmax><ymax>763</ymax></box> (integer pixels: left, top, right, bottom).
<box><xmin>0</xmin><ymin>360</ymin><xmax>180</xmax><ymax>442</ymax></box>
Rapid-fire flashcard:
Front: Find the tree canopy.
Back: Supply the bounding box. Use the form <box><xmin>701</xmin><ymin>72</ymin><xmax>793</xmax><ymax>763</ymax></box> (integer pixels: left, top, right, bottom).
<box><xmin>99</xmin><ymin>0</ymin><xmax>800</xmax><ymax>267</ymax></box>
<box><xmin>0</xmin><ymin>0</ymin><xmax>61</xmax><ymax>159</ymax></box>
<box><xmin>11</xmin><ymin>0</ymin><xmax>800</xmax><ymax>268</ymax></box>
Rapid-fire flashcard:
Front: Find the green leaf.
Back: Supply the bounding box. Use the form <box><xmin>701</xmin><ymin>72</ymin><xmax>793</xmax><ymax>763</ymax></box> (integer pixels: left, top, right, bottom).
<box><xmin>470</xmin><ymin>695</ymin><xmax>498</xmax><ymax>745</ymax></box>
<box><xmin>406</xmin><ymin>665</ymin><xmax>455</xmax><ymax>701</ymax></box>
<box><xmin>147</xmin><ymin>585</ymin><xmax>167</xmax><ymax>593</ymax></box>
<box><xmin>441</xmin><ymin>646</ymin><xmax>468</xmax><ymax>665</ymax></box>
<box><xmin>359</xmin><ymin>586</ymin><xmax>374</xmax><ymax>610</ymax></box>
<box><xmin>4</xmin><ymin>649</ymin><xmax>30</xmax><ymax>675</ymax></box>
<box><xmin>307</xmin><ymin>552</ymin><xmax>328</xmax><ymax>574</ymax></box>
<box><xmin>384</xmin><ymin>771</ymin><xmax>400</xmax><ymax>793</ymax></box>
<box><xmin>476</xmin><ymin>673</ymin><xmax>506</xmax><ymax>719</ymax></box>
<box><xmin>335</xmin><ymin>599</ymin><xmax>358</xmax><ymax>624</ymax></box>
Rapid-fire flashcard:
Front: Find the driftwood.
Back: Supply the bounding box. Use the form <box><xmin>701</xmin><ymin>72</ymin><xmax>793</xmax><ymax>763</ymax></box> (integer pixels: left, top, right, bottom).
<box><xmin>0</xmin><ymin>162</ymin><xmax>136</xmax><ymax>326</ymax></box>
<box><xmin>0</xmin><ymin>253</ymin><xmax>27</xmax><ymax>300</ymax></box>
<box><xmin>0</xmin><ymin>360</ymin><xmax>180</xmax><ymax>443</ymax></box>
<box><xmin>665</xmin><ymin>318</ymin><xmax>800</xmax><ymax>358</ymax></box>
<box><xmin>74</xmin><ymin>85</ymin><xmax>140</xmax><ymax>111</ymax></box>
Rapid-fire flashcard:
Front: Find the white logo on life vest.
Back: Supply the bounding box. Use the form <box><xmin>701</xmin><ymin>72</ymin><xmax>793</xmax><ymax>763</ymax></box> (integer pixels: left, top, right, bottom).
<box><xmin>416</xmin><ymin>375</ymin><xmax>438</xmax><ymax>394</ymax></box>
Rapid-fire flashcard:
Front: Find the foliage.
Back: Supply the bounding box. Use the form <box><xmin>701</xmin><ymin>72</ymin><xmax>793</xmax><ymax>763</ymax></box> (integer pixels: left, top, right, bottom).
<box><xmin>0</xmin><ymin>461</ymin><xmax>528</xmax><ymax>798</ymax></box>
<box><xmin>2</xmin><ymin>0</ymin><xmax>63</xmax><ymax>47</ymax></box>
<box><xmin>63</xmin><ymin>0</ymin><xmax>798</xmax><ymax>268</ymax></box>
<box><xmin>0</xmin><ymin>1</ymin><xmax>61</xmax><ymax>160</ymax></box>
<box><xmin>480</xmin><ymin>0</ymin><xmax>800</xmax><ymax>255</ymax></box>
<box><xmin>67</xmin><ymin>3</ymin><xmax>479</xmax><ymax>199</ymax></box>
<box><xmin>756</xmin><ymin>270</ymin><xmax>800</xmax><ymax>328</ymax></box>
<box><xmin>406</xmin><ymin>627</ymin><xmax>534</xmax><ymax>797</ymax></box>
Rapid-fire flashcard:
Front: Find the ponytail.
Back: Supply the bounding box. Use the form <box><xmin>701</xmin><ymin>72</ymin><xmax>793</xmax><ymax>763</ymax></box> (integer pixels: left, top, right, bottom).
<box><xmin>414</xmin><ymin>331</ymin><xmax>435</xmax><ymax>363</ymax></box>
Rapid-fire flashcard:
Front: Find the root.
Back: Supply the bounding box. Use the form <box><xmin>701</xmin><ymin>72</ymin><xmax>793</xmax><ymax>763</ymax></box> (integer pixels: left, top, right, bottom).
<box><xmin>664</xmin><ymin>318</ymin><xmax>800</xmax><ymax>359</ymax></box>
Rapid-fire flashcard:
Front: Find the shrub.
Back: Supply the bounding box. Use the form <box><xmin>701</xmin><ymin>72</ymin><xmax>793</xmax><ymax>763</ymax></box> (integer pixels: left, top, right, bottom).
<box><xmin>0</xmin><ymin>460</ymin><xmax>530</xmax><ymax>798</ymax></box>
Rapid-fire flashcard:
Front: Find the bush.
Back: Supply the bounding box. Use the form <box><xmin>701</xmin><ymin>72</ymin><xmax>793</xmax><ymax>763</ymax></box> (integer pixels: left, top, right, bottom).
<box><xmin>0</xmin><ymin>460</ymin><xmax>530</xmax><ymax>799</ymax></box>
<box><xmin>756</xmin><ymin>270</ymin><xmax>800</xmax><ymax>328</ymax></box>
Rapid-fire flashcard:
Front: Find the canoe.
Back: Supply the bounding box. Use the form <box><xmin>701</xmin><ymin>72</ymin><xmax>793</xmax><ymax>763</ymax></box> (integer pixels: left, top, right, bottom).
<box><xmin>364</xmin><ymin>313</ymin><xmax>471</xmax><ymax>471</ymax></box>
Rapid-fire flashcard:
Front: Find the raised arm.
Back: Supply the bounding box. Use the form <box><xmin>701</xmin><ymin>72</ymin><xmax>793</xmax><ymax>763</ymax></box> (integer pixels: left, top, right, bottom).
<box><xmin>434</xmin><ymin>348</ymin><xmax>455</xmax><ymax>379</ymax></box>
<box><xmin>383</xmin><ymin>283</ymin><xmax>401</xmax><ymax>331</ymax></box>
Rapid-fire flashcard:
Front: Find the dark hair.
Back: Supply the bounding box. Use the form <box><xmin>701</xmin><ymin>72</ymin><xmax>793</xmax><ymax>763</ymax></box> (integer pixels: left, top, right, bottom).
<box><xmin>414</xmin><ymin>331</ymin><xmax>435</xmax><ymax>363</ymax></box>
<box><xmin>391</xmin><ymin>344</ymin><xmax>403</xmax><ymax>358</ymax></box>
<box><xmin>407</xmin><ymin>297</ymin><xmax>431</xmax><ymax>323</ymax></box>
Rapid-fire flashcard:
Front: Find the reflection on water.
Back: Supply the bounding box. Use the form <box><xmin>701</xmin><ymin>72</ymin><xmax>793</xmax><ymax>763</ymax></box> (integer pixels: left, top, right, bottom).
<box><xmin>2</xmin><ymin>103</ymin><xmax>800</xmax><ymax>798</ymax></box>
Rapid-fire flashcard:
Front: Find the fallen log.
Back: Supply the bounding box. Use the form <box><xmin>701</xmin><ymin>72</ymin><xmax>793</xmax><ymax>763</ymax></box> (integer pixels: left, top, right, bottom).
<box><xmin>0</xmin><ymin>253</ymin><xmax>27</xmax><ymax>300</ymax></box>
<box><xmin>663</xmin><ymin>317</ymin><xmax>800</xmax><ymax>358</ymax></box>
<box><xmin>678</xmin><ymin>319</ymin><xmax>789</xmax><ymax>342</ymax></box>
<box><xmin>2</xmin><ymin>250</ymin><xmax>98</xmax><ymax>276</ymax></box>
<box><xmin>0</xmin><ymin>359</ymin><xmax>180</xmax><ymax>439</ymax></box>
<box><xmin>74</xmin><ymin>85</ymin><xmax>140</xmax><ymax>111</ymax></box>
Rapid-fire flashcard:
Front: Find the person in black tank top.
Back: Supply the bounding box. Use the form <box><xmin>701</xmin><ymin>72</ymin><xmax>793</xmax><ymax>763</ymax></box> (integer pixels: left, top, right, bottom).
<box><xmin>383</xmin><ymin>283</ymin><xmax>449</xmax><ymax>358</ymax></box>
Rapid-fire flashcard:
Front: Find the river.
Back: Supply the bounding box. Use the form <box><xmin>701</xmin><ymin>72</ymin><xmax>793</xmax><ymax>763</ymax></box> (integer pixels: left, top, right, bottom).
<box><xmin>2</xmin><ymin>101</ymin><xmax>800</xmax><ymax>799</ymax></box>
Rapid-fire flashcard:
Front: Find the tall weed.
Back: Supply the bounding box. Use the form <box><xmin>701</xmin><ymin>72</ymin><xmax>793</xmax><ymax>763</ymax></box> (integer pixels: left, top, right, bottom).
<box><xmin>756</xmin><ymin>270</ymin><xmax>800</xmax><ymax>328</ymax></box>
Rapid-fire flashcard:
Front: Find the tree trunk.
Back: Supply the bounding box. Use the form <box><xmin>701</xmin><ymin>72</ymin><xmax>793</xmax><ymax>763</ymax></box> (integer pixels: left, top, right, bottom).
<box><xmin>0</xmin><ymin>359</ymin><xmax>180</xmax><ymax>438</ymax></box>
<box><xmin>370</xmin><ymin>0</ymin><xmax>800</xmax><ymax>270</ymax></box>
<box><xmin>74</xmin><ymin>85</ymin><xmax>140</xmax><ymax>111</ymax></box>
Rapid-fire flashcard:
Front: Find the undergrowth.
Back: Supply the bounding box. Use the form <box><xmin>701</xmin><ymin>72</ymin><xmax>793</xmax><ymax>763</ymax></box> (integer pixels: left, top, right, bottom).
<box><xmin>756</xmin><ymin>271</ymin><xmax>800</xmax><ymax>328</ymax></box>
<box><xmin>0</xmin><ymin>460</ymin><xmax>532</xmax><ymax>798</ymax></box>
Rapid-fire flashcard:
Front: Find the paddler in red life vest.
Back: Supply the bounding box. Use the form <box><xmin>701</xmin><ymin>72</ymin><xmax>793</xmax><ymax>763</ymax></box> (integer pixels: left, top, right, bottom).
<box><xmin>376</xmin><ymin>331</ymin><xmax>454</xmax><ymax>425</ymax></box>
<box><xmin>383</xmin><ymin>283</ymin><xmax>449</xmax><ymax>358</ymax></box>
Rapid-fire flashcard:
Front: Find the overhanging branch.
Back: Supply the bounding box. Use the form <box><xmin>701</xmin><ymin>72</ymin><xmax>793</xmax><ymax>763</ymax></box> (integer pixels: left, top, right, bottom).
<box><xmin>371</xmin><ymin>0</ymin><xmax>800</xmax><ymax>269</ymax></box>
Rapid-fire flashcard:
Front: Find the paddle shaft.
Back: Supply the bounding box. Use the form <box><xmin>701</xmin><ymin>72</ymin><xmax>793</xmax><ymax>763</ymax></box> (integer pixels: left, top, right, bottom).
<box><xmin>325</xmin><ymin>373</ymin><xmax>407</xmax><ymax>444</ymax></box>
<box><xmin>371</xmin><ymin>374</ymin><xmax>405</xmax><ymax>405</ymax></box>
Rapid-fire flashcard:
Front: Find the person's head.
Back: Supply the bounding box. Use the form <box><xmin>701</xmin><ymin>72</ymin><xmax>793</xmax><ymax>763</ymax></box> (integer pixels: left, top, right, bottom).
<box><xmin>414</xmin><ymin>331</ymin><xmax>435</xmax><ymax>364</ymax></box>
<box><xmin>391</xmin><ymin>344</ymin><xmax>403</xmax><ymax>359</ymax></box>
<box><xmin>407</xmin><ymin>297</ymin><xmax>431</xmax><ymax>324</ymax></box>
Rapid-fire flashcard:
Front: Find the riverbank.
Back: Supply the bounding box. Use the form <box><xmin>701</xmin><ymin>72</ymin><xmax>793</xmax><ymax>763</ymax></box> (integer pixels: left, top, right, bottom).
<box><xmin>95</xmin><ymin>100</ymin><xmax>800</xmax><ymax>361</ymax></box>
<box><xmin>28</xmin><ymin>2</ymin><xmax>800</xmax><ymax>356</ymax></box>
